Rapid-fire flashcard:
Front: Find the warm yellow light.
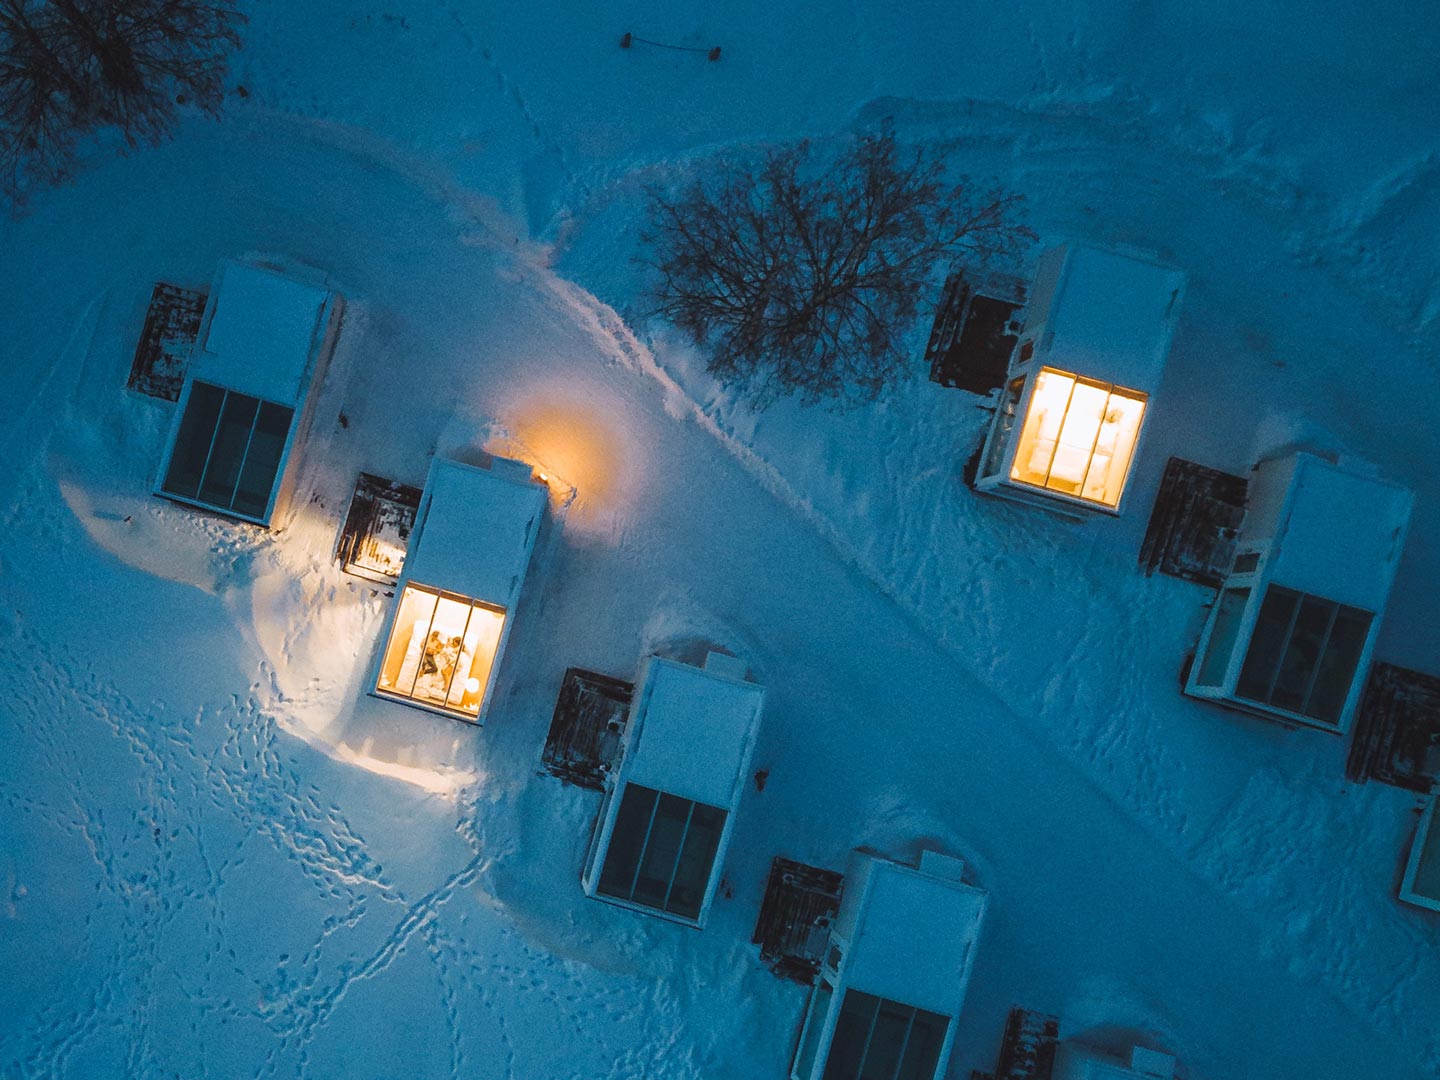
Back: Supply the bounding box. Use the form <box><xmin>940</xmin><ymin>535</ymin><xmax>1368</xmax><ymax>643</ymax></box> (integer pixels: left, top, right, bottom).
<box><xmin>376</xmin><ymin>583</ymin><xmax>506</xmax><ymax>717</ymax></box>
<box><xmin>1011</xmin><ymin>367</ymin><xmax>1146</xmax><ymax>508</ymax></box>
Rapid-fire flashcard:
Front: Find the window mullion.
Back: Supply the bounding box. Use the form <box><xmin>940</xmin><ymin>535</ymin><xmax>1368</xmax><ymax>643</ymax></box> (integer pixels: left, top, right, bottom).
<box><xmin>624</xmin><ymin>789</ymin><xmax>661</xmax><ymax>902</ymax></box>
<box><xmin>403</xmin><ymin>588</ymin><xmax>434</xmax><ymax>698</ymax></box>
<box><xmin>225</xmin><ymin>401</ymin><xmax>263</xmax><ymax>511</ymax></box>
<box><xmin>1040</xmin><ymin>376</ymin><xmax>1077</xmax><ymax>491</ymax></box>
<box><xmin>441</xmin><ymin>602</ymin><xmax>475</xmax><ymax>705</ymax></box>
<box><xmin>1076</xmin><ymin>385</ymin><xmax>1112</xmax><ymax>499</ymax></box>
<box><xmin>1263</xmin><ymin>593</ymin><xmax>1304</xmax><ymax>704</ymax></box>
<box><xmin>660</xmin><ymin>800</ymin><xmax>697</xmax><ymax>912</ymax></box>
<box><xmin>889</xmin><ymin>1007</ymin><xmax>919</xmax><ymax>1080</ymax></box>
<box><xmin>195</xmin><ymin>387</ymin><xmax>228</xmax><ymax>502</ymax></box>
<box><xmin>855</xmin><ymin>996</ymin><xmax>882</xmax><ymax>1078</ymax></box>
<box><xmin>1299</xmin><ymin>600</ymin><xmax>1339</xmax><ymax>715</ymax></box>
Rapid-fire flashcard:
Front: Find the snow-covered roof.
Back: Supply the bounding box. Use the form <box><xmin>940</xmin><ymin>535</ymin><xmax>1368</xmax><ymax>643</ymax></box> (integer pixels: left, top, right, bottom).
<box><xmin>1022</xmin><ymin>244</ymin><xmax>1186</xmax><ymax>392</ymax></box>
<box><xmin>401</xmin><ymin>456</ymin><xmax>547</xmax><ymax>609</ymax></box>
<box><xmin>832</xmin><ymin>850</ymin><xmax>988</xmax><ymax>1017</ymax></box>
<box><xmin>620</xmin><ymin>655</ymin><xmax>765</xmax><ymax>810</ymax></box>
<box><xmin>189</xmin><ymin>260</ymin><xmax>335</xmax><ymax>407</ymax></box>
<box><xmin>1244</xmin><ymin>452</ymin><xmax>1412</xmax><ymax>611</ymax></box>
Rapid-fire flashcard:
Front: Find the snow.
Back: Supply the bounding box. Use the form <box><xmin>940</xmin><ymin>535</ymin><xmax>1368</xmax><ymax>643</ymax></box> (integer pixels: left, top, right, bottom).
<box><xmin>1251</xmin><ymin>451</ymin><xmax>1413</xmax><ymax>611</ymax></box>
<box><xmin>620</xmin><ymin>655</ymin><xmax>765</xmax><ymax>810</ymax></box>
<box><xmin>402</xmin><ymin>456</ymin><xmax>547</xmax><ymax>611</ymax></box>
<box><xmin>192</xmin><ymin>260</ymin><xmax>336</xmax><ymax>407</ymax></box>
<box><xmin>1054</xmin><ymin>1042</ymin><xmax>1176</xmax><ymax>1080</ymax></box>
<box><xmin>3</xmin><ymin>1</ymin><xmax>1440</xmax><ymax>1078</ymax></box>
<box><xmin>831</xmin><ymin>851</ymin><xmax>987</xmax><ymax>1017</ymax></box>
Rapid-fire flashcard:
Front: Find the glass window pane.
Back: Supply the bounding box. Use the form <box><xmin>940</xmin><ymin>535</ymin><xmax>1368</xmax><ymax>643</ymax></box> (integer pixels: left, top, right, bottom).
<box><xmin>1270</xmin><ymin>596</ymin><xmax>1336</xmax><ymax>713</ymax></box>
<box><xmin>452</xmin><ymin>605</ymin><xmax>506</xmax><ymax>715</ymax></box>
<box><xmin>1011</xmin><ymin>369</ymin><xmax>1074</xmax><ymax>488</ymax></box>
<box><xmin>1047</xmin><ymin>379</ymin><xmax>1107</xmax><ymax>494</ymax></box>
<box><xmin>823</xmin><ymin>992</ymin><xmax>879</xmax><ymax>1080</ymax></box>
<box><xmin>858</xmin><ymin>1000</ymin><xmax>913</xmax><ymax>1080</ymax></box>
<box><xmin>163</xmin><ymin>382</ymin><xmax>225</xmax><ymax>499</ymax></box>
<box><xmin>1196</xmin><ymin>588</ymin><xmax>1250</xmax><ymax>687</ymax></box>
<box><xmin>1305</xmin><ymin>605</ymin><xmax>1372</xmax><ymax>724</ymax></box>
<box><xmin>231</xmin><ymin>401</ymin><xmax>293</xmax><ymax>518</ymax></box>
<box><xmin>377</xmin><ymin>585</ymin><xmax>438</xmax><ymax>697</ymax></box>
<box><xmin>896</xmin><ymin>1010</ymin><xmax>947</xmax><ymax>1080</ymax></box>
<box><xmin>1237</xmin><ymin>586</ymin><xmax>1299</xmax><ymax>703</ymax></box>
<box><xmin>411</xmin><ymin>595</ymin><xmax>473</xmax><ymax>706</ymax></box>
<box><xmin>198</xmin><ymin>391</ymin><xmax>259</xmax><ymax>508</ymax></box>
<box><xmin>794</xmin><ymin>981</ymin><xmax>835</xmax><ymax>1080</ymax></box>
<box><xmin>597</xmin><ymin>784</ymin><xmax>658</xmax><ymax>900</ymax></box>
<box><xmin>632</xmin><ymin>793</ymin><xmax>691</xmax><ymax>908</ymax></box>
<box><xmin>1080</xmin><ymin>390</ymin><xmax>1146</xmax><ymax>507</ymax></box>
<box><xmin>665</xmin><ymin>802</ymin><xmax>726</xmax><ymax>919</ymax></box>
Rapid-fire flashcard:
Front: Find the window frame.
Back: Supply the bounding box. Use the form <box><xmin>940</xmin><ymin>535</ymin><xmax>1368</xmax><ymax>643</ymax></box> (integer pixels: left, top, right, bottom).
<box><xmin>1231</xmin><ymin>584</ymin><xmax>1373</xmax><ymax>727</ymax></box>
<box><xmin>1005</xmin><ymin>366</ymin><xmax>1148</xmax><ymax>508</ymax></box>
<box><xmin>372</xmin><ymin>581</ymin><xmax>509</xmax><ymax>723</ymax></box>
<box><xmin>157</xmin><ymin>378</ymin><xmax>297</xmax><ymax>526</ymax></box>
<box><xmin>592</xmin><ymin>781</ymin><xmax>729</xmax><ymax>923</ymax></box>
<box><xmin>809</xmin><ymin>989</ymin><xmax>949</xmax><ymax>1080</ymax></box>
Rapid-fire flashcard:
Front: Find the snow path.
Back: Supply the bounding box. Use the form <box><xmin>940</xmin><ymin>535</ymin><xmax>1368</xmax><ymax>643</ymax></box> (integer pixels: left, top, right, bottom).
<box><xmin>1</xmin><ymin>107</ymin><xmax>1435</xmax><ymax>1078</ymax></box>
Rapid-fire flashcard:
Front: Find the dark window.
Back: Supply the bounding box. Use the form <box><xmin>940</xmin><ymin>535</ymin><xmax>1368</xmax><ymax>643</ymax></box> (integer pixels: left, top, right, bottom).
<box><xmin>820</xmin><ymin>991</ymin><xmax>948</xmax><ymax>1080</ymax></box>
<box><xmin>596</xmin><ymin>783</ymin><xmax>728</xmax><ymax>919</ymax></box>
<box><xmin>1236</xmin><ymin>585</ymin><xmax>1372</xmax><ymax>724</ymax></box>
<box><xmin>162</xmin><ymin>381</ymin><xmax>295</xmax><ymax>521</ymax></box>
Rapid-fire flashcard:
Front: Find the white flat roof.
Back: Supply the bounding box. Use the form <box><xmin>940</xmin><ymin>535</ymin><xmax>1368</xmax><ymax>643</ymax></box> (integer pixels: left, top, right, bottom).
<box><xmin>1029</xmin><ymin>244</ymin><xmax>1185</xmax><ymax>392</ymax></box>
<box><xmin>621</xmin><ymin>657</ymin><xmax>765</xmax><ymax>810</ymax></box>
<box><xmin>841</xmin><ymin>852</ymin><xmax>988</xmax><ymax>1016</ymax></box>
<box><xmin>1262</xmin><ymin>453</ymin><xmax>1412</xmax><ymax>611</ymax></box>
<box><xmin>402</xmin><ymin>457</ymin><xmax>547</xmax><ymax>609</ymax></box>
<box><xmin>189</xmin><ymin>260</ymin><xmax>333</xmax><ymax>407</ymax></box>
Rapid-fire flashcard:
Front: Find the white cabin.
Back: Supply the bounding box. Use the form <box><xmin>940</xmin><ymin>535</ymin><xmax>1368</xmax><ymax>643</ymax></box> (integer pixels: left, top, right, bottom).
<box><xmin>790</xmin><ymin>849</ymin><xmax>988</xmax><ymax>1080</ymax></box>
<box><xmin>156</xmin><ymin>260</ymin><xmax>342</xmax><ymax>527</ymax></box>
<box><xmin>582</xmin><ymin>652</ymin><xmax>765</xmax><ymax>928</ymax></box>
<box><xmin>1185</xmin><ymin>451</ymin><xmax>1412</xmax><ymax>733</ymax></box>
<box><xmin>1400</xmin><ymin>796</ymin><xmax>1440</xmax><ymax>912</ymax></box>
<box><xmin>975</xmin><ymin>244</ymin><xmax>1185</xmax><ymax>516</ymax></box>
<box><xmin>1053</xmin><ymin>1043</ymin><xmax>1178</xmax><ymax>1080</ymax></box>
<box><xmin>370</xmin><ymin>455</ymin><xmax>546</xmax><ymax>724</ymax></box>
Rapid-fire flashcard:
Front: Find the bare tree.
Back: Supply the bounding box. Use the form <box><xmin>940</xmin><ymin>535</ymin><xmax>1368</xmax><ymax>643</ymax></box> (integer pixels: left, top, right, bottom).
<box><xmin>1</xmin><ymin>0</ymin><xmax>242</xmax><ymax>203</ymax></box>
<box><xmin>644</xmin><ymin>129</ymin><xmax>1033</xmax><ymax>408</ymax></box>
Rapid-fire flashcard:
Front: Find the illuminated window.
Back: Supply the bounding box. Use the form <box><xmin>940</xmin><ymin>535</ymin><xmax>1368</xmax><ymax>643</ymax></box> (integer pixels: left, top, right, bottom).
<box><xmin>596</xmin><ymin>783</ymin><xmax>727</xmax><ymax>920</ymax></box>
<box><xmin>819</xmin><ymin>991</ymin><xmax>948</xmax><ymax>1080</ymax></box>
<box><xmin>375</xmin><ymin>584</ymin><xmax>506</xmax><ymax>718</ymax></box>
<box><xmin>162</xmin><ymin>381</ymin><xmax>295</xmax><ymax>520</ymax></box>
<box><xmin>1010</xmin><ymin>368</ymin><xmax>1147</xmax><ymax>507</ymax></box>
<box><xmin>1235</xmin><ymin>586</ymin><xmax>1372</xmax><ymax>726</ymax></box>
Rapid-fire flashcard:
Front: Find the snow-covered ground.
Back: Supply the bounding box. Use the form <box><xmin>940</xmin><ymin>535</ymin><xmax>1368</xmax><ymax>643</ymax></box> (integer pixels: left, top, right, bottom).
<box><xmin>3</xmin><ymin>2</ymin><xmax>1439</xmax><ymax>1078</ymax></box>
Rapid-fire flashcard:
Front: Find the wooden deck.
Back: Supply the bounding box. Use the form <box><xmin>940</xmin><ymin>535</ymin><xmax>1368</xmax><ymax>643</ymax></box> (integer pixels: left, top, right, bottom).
<box><xmin>335</xmin><ymin>473</ymin><xmax>423</xmax><ymax>586</ymax></box>
<box><xmin>127</xmin><ymin>283</ymin><xmax>206</xmax><ymax>401</ymax></box>
<box><xmin>1346</xmin><ymin>662</ymin><xmax>1440</xmax><ymax>792</ymax></box>
<box><xmin>924</xmin><ymin>271</ymin><xmax>1025</xmax><ymax>395</ymax></box>
<box><xmin>752</xmin><ymin>857</ymin><xmax>844</xmax><ymax>982</ymax></box>
<box><xmin>1139</xmin><ymin>457</ymin><xmax>1248</xmax><ymax>587</ymax></box>
<box><xmin>541</xmin><ymin>668</ymin><xmax>634</xmax><ymax>790</ymax></box>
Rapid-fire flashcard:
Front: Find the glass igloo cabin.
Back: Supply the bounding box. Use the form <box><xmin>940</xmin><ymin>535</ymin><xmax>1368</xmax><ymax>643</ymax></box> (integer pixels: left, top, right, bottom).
<box><xmin>156</xmin><ymin>260</ymin><xmax>343</xmax><ymax>527</ymax></box>
<box><xmin>975</xmin><ymin>244</ymin><xmax>1185</xmax><ymax>515</ymax></box>
<box><xmin>1184</xmin><ymin>451</ymin><xmax>1412</xmax><ymax>734</ymax></box>
<box><xmin>582</xmin><ymin>652</ymin><xmax>765</xmax><ymax>928</ymax></box>
<box><xmin>790</xmin><ymin>849</ymin><xmax>988</xmax><ymax>1080</ymax></box>
<box><xmin>369</xmin><ymin>455</ymin><xmax>547</xmax><ymax>724</ymax></box>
